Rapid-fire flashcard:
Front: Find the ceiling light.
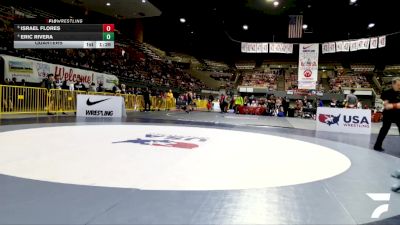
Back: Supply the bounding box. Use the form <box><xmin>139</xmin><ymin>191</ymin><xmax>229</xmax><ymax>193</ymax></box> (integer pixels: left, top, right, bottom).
<box><xmin>142</xmin><ymin>0</ymin><xmax>146</xmax><ymax>3</ymax></box>
<box><xmin>273</xmin><ymin>1</ymin><xmax>279</xmax><ymax>6</ymax></box>
<box><xmin>180</xmin><ymin>18</ymin><xmax>186</xmax><ymax>23</ymax></box>
<box><xmin>368</xmin><ymin>23</ymin><xmax>375</xmax><ymax>28</ymax></box>
<box><xmin>106</xmin><ymin>2</ymin><xmax>111</xmax><ymax>6</ymax></box>
<box><xmin>243</xmin><ymin>24</ymin><xmax>248</xmax><ymax>30</ymax></box>
<box><xmin>302</xmin><ymin>24</ymin><xmax>308</xmax><ymax>29</ymax></box>
<box><xmin>350</xmin><ymin>0</ymin><xmax>357</xmax><ymax>3</ymax></box>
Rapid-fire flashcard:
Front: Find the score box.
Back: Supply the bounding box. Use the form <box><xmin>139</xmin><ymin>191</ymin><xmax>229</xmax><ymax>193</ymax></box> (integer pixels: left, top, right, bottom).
<box><xmin>102</xmin><ymin>24</ymin><xmax>114</xmax><ymax>32</ymax></box>
<box><xmin>102</xmin><ymin>32</ymin><xmax>114</xmax><ymax>41</ymax></box>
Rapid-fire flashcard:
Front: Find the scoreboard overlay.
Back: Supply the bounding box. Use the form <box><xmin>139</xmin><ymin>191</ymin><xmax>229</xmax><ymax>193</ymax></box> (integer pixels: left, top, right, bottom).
<box><xmin>13</xmin><ymin>22</ymin><xmax>115</xmax><ymax>49</ymax></box>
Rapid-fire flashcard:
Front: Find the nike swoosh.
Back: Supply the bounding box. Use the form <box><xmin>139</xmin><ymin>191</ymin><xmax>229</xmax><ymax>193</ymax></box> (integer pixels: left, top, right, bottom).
<box><xmin>302</xmin><ymin>44</ymin><xmax>314</xmax><ymax>49</ymax></box>
<box><xmin>86</xmin><ymin>98</ymin><xmax>111</xmax><ymax>106</ymax></box>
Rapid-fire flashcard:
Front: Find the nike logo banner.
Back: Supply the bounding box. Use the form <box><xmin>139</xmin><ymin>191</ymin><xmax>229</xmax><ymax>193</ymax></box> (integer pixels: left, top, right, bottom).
<box><xmin>86</xmin><ymin>98</ymin><xmax>111</xmax><ymax>106</ymax></box>
<box><xmin>77</xmin><ymin>95</ymin><xmax>124</xmax><ymax>118</ymax></box>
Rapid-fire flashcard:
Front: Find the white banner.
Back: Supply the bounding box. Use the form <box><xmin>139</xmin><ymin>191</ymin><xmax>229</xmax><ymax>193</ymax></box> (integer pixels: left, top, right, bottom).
<box><xmin>322</xmin><ymin>43</ymin><xmax>329</xmax><ymax>54</ymax></box>
<box><xmin>269</xmin><ymin>43</ymin><xmax>281</xmax><ymax>53</ymax></box>
<box><xmin>262</xmin><ymin>43</ymin><xmax>269</xmax><ymax>53</ymax></box>
<box><xmin>336</xmin><ymin>41</ymin><xmax>343</xmax><ymax>52</ymax></box>
<box><xmin>343</xmin><ymin>41</ymin><xmax>350</xmax><ymax>51</ymax></box>
<box><xmin>357</xmin><ymin>39</ymin><xmax>364</xmax><ymax>50</ymax></box>
<box><xmin>363</xmin><ymin>38</ymin><xmax>370</xmax><ymax>49</ymax></box>
<box><xmin>316</xmin><ymin>107</ymin><xmax>371</xmax><ymax>135</ymax></box>
<box><xmin>241</xmin><ymin>42</ymin><xmax>269</xmax><ymax>53</ymax></box>
<box><xmin>350</xmin><ymin>40</ymin><xmax>358</xmax><ymax>51</ymax></box>
<box><xmin>328</xmin><ymin>42</ymin><xmax>336</xmax><ymax>53</ymax></box>
<box><xmin>298</xmin><ymin>44</ymin><xmax>319</xmax><ymax>89</ymax></box>
<box><xmin>77</xmin><ymin>94</ymin><xmax>125</xmax><ymax>118</ymax></box>
<box><xmin>284</xmin><ymin>43</ymin><xmax>294</xmax><ymax>54</ymax></box>
<box><xmin>242</xmin><ymin>42</ymin><xmax>293</xmax><ymax>54</ymax></box>
<box><xmin>370</xmin><ymin>37</ymin><xmax>378</xmax><ymax>49</ymax></box>
<box><xmin>322</xmin><ymin>42</ymin><xmax>336</xmax><ymax>54</ymax></box>
<box><xmin>1</xmin><ymin>55</ymin><xmax>118</xmax><ymax>90</ymax></box>
<box><xmin>379</xmin><ymin>36</ymin><xmax>386</xmax><ymax>48</ymax></box>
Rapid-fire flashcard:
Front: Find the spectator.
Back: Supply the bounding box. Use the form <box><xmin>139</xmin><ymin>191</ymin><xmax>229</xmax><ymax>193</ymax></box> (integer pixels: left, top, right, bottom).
<box><xmin>166</xmin><ymin>89</ymin><xmax>174</xmax><ymax>110</ymax></box>
<box><xmin>88</xmin><ymin>82</ymin><xmax>97</xmax><ymax>92</ymax></box>
<box><xmin>143</xmin><ymin>87</ymin><xmax>151</xmax><ymax>112</ymax></box>
<box><xmin>120</xmin><ymin>84</ymin><xmax>127</xmax><ymax>94</ymax></box>
<box><xmin>234</xmin><ymin>94</ymin><xmax>244</xmax><ymax>114</ymax></box>
<box><xmin>74</xmin><ymin>78</ymin><xmax>87</xmax><ymax>91</ymax></box>
<box><xmin>345</xmin><ymin>89</ymin><xmax>358</xmax><ymax>108</ymax></box>
<box><xmin>97</xmin><ymin>81</ymin><xmax>105</xmax><ymax>92</ymax></box>
<box><xmin>11</xmin><ymin>77</ymin><xmax>17</xmax><ymax>85</ymax></box>
<box><xmin>112</xmin><ymin>84</ymin><xmax>121</xmax><ymax>93</ymax></box>
<box><xmin>20</xmin><ymin>79</ymin><xmax>26</xmax><ymax>87</ymax></box>
<box><xmin>219</xmin><ymin>94</ymin><xmax>227</xmax><ymax>113</ymax></box>
<box><xmin>54</xmin><ymin>75</ymin><xmax>63</xmax><ymax>90</ymax></box>
<box><xmin>42</xmin><ymin>74</ymin><xmax>55</xmax><ymax>90</ymax></box>
<box><xmin>330</xmin><ymin>98</ymin><xmax>337</xmax><ymax>108</ymax></box>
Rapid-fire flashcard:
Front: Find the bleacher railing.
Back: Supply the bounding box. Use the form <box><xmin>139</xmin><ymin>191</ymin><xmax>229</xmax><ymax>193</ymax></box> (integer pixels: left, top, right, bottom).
<box><xmin>0</xmin><ymin>85</ymin><xmax>181</xmax><ymax>115</ymax></box>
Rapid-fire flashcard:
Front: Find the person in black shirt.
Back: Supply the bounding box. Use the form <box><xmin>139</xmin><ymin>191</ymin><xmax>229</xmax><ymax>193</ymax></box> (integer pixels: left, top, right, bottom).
<box><xmin>374</xmin><ymin>78</ymin><xmax>400</xmax><ymax>151</ymax></box>
<box><xmin>74</xmin><ymin>78</ymin><xmax>87</xmax><ymax>91</ymax></box>
<box><xmin>96</xmin><ymin>81</ymin><xmax>105</xmax><ymax>92</ymax></box>
<box><xmin>43</xmin><ymin>74</ymin><xmax>55</xmax><ymax>90</ymax></box>
<box><xmin>143</xmin><ymin>87</ymin><xmax>151</xmax><ymax>112</ymax></box>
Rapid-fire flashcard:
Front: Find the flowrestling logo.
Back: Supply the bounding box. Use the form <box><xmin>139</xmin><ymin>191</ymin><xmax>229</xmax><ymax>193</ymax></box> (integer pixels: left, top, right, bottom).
<box><xmin>113</xmin><ymin>133</ymin><xmax>208</xmax><ymax>149</ymax></box>
<box><xmin>319</xmin><ymin>114</ymin><xmax>341</xmax><ymax>126</ymax></box>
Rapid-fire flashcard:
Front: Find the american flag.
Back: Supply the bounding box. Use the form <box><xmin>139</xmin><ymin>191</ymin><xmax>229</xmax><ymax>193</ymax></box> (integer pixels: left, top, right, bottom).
<box><xmin>288</xmin><ymin>15</ymin><xmax>303</xmax><ymax>39</ymax></box>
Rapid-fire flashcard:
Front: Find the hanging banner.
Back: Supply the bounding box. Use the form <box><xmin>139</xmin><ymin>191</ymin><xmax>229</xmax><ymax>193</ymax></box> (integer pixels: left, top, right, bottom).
<box><xmin>241</xmin><ymin>42</ymin><xmax>269</xmax><ymax>53</ymax></box>
<box><xmin>362</xmin><ymin>38</ymin><xmax>370</xmax><ymax>49</ymax></box>
<box><xmin>343</xmin><ymin>41</ymin><xmax>350</xmax><ymax>51</ymax></box>
<box><xmin>370</xmin><ymin>37</ymin><xmax>378</xmax><ymax>49</ymax></box>
<box><xmin>379</xmin><ymin>36</ymin><xmax>386</xmax><ymax>48</ymax></box>
<box><xmin>298</xmin><ymin>44</ymin><xmax>318</xmax><ymax>89</ymax></box>
<box><xmin>241</xmin><ymin>36</ymin><xmax>385</xmax><ymax>54</ymax></box>
<box><xmin>322</xmin><ymin>43</ymin><xmax>329</xmax><ymax>54</ymax></box>
<box><xmin>328</xmin><ymin>42</ymin><xmax>336</xmax><ymax>53</ymax></box>
<box><xmin>241</xmin><ymin>42</ymin><xmax>294</xmax><ymax>54</ymax></box>
<box><xmin>336</xmin><ymin>41</ymin><xmax>343</xmax><ymax>52</ymax></box>
<box><xmin>350</xmin><ymin>41</ymin><xmax>358</xmax><ymax>51</ymax></box>
<box><xmin>322</xmin><ymin>42</ymin><xmax>337</xmax><ymax>54</ymax></box>
<box><xmin>269</xmin><ymin>43</ymin><xmax>278</xmax><ymax>53</ymax></box>
<box><xmin>262</xmin><ymin>43</ymin><xmax>269</xmax><ymax>53</ymax></box>
<box><xmin>283</xmin><ymin>43</ymin><xmax>294</xmax><ymax>54</ymax></box>
<box><xmin>357</xmin><ymin>39</ymin><xmax>363</xmax><ymax>50</ymax></box>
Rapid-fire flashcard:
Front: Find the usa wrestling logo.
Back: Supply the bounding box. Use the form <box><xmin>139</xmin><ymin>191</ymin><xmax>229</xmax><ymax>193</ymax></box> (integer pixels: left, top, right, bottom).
<box><xmin>319</xmin><ymin>114</ymin><xmax>341</xmax><ymax>126</ymax></box>
<box><xmin>113</xmin><ymin>133</ymin><xmax>208</xmax><ymax>149</ymax></box>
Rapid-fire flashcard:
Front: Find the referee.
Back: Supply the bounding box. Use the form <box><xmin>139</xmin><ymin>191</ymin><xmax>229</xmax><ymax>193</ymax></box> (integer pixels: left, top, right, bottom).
<box><xmin>374</xmin><ymin>77</ymin><xmax>400</xmax><ymax>151</ymax></box>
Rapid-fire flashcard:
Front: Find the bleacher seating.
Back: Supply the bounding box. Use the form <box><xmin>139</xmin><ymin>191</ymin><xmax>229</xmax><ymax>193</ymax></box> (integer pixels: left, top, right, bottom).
<box><xmin>329</xmin><ymin>72</ymin><xmax>371</xmax><ymax>91</ymax></box>
<box><xmin>0</xmin><ymin>7</ymin><xmax>207</xmax><ymax>92</ymax></box>
<box><xmin>241</xmin><ymin>71</ymin><xmax>279</xmax><ymax>90</ymax></box>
